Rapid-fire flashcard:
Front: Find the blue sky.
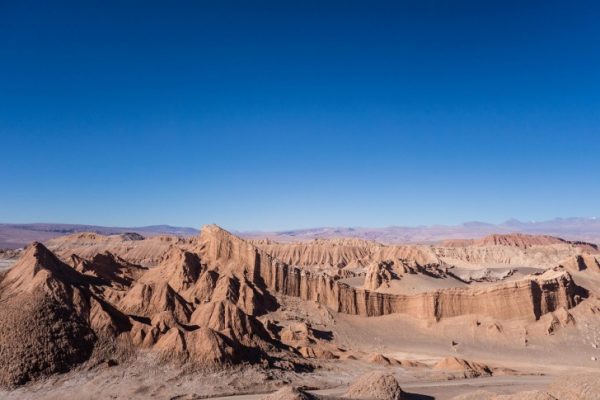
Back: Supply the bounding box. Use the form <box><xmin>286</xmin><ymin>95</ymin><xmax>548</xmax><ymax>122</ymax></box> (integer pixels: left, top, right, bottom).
<box><xmin>1</xmin><ymin>1</ymin><xmax>599</xmax><ymax>231</ymax></box>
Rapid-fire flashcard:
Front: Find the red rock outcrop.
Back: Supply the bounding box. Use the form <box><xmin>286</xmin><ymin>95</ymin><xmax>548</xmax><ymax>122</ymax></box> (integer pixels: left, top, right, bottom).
<box><xmin>0</xmin><ymin>236</ymin><xmax>277</xmax><ymax>387</ymax></box>
<box><xmin>559</xmin><ymin>254</ymin><xmax>600</xmax><ymax>273</ymax></box>
<box><xmin>258</xmin><ymin>254</ymin><xmax>583</xmax><ymax>320</ymax></box>
<box><xmin>0</xmin><ymin>243</ymin><xmax>97</xmax><ymax>387</ymax></box>
<box><xmin>185</xmin><ymin>226</ymin><xmax>588</xmax><ymax>321</ymax></box>
<box><xmin>0</xmin><ymin>226</ymin><xmax>592</xmax><ymax>389</ymax></box>
<box><xmin>442</xmin><ymin>233</ymin><xmax>598</xmax><ymax>252</ymax></box>
<box><xmin>433</xmin><ymin>356</ymin><xmax>493</xmax><ymax>378</ymax></box>
<box><xmin>255</xmin><ymin>233</ymin><xmax>596</xmax><ymax>272</ymax></box>
<box><xmin>345</xmin><ymin>372</ymin><xmax>406</xmax><ymax>399</ymax></box>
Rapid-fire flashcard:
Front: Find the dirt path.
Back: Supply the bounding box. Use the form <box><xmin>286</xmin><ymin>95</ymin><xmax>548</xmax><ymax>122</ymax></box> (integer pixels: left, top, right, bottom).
<box><xmin>208</xmin><ymin>375</ymin><xmax>553</xmax><ymax>400</ymax></box>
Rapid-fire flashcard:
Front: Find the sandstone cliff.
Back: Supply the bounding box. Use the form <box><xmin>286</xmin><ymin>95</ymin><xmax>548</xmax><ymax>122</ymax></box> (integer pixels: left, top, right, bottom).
<box><xmin>203</xmin><ymin>226</ymin><xmax>586</xmax><ymax>321</ymax></box>
<box><xmin>254</xmin><ymin>233</ymin><xmax>595</xmax><ymax>273</ymax></box>
<box><xmin>441</xmin><ymin>233</ymin><xmax>598</xmax><ymax>251</ymax></box>
<box><xmin>0</xmin><ymin>225</ymin><xmax>592</xmax><ymax>388</ymax></box>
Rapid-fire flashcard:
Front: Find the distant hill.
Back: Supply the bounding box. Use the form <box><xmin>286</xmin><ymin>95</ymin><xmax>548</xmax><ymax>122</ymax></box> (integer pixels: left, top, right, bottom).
<box><xmin>238</xmin><ymin>217</ymin><xmax>600</xmax><ymax>245</ymax></box>
<box><xmin>2</xmin><ymin>217</ymin><xmax>600</xmax><ymax>249</ymax></box>
<box><xmin>0</xmin><ymin>223</ymin><xmax>199</xmax><ymax>249</ymax></box>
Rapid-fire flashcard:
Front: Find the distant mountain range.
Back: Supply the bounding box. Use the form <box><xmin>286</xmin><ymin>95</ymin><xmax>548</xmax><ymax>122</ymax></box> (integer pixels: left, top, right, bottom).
<box><xmin>1</xmin><ymin>217</ymin><xmax>599</xmax><ymax>249</ymax></box>
<box><xmin>0</xmin><ymin>223</ymin><xmax>199</xmax><ymax>249</ymax></box>
<box><xmin>238</xmin><ymin>217</ymin><xmax>600</xmax><ymax>245</ymax></box>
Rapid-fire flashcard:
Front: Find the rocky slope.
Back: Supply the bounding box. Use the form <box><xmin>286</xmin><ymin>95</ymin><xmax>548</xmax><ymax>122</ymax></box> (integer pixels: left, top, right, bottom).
<box><xmin>0</xmin><ymin>243</ymin><xmax>96</xmax><ymax>386</ymax></box>
<box><xmin>45</xmin><ymin>232</ymin><xmax>197</xmax><ymax>266</ymax></box>
<box><xmin>254</xmin><ymin>233</ymin><xmax>596</xmax><ymax>275</ymax></box>
<box><xmin>441</xmin><ymin>233</ymin><xmax>598</xmax><ymax>251</ymax></box>
<box><xmin>0</xmin><ymin>225</ymin><xmax>595</xmax><ymax>389</ymax></box>
<box><xmin>344</xmin><ymin>372</ymin><xmax>406</xmax><ymax>399</ymax></box>
<box><xmin>0</xmin><ymin>233</ymin><xmax>279</xmax><ymax>386</ymax></box>
<box><xmin>261</xmin><ymin>262</ymin><xmax>584</xmax><ymax>320</ymax></box>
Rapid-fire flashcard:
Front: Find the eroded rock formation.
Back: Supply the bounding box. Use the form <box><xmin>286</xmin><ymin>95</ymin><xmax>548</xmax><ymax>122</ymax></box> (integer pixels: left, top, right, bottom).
<box><xmin>344</xmin><ymin>372</ymin><xmax>406</xmax><ymax>400</ymax></box>
<box><xmin>0</xmin><ymin>225</ymin><xmax>593</xmax><ymax>388</ymax></box>
<box><xmin>257</xmin><ymin>251</ymin><xmax>584</xmax><ymax>320</ymax></box>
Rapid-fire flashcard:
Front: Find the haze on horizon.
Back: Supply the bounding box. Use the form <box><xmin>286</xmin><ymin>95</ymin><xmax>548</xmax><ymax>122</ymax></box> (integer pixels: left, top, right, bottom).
<box><xmin>1</xmin><ymin>1</ymin><xmax>599</xmax><ymax>231</ymax></box>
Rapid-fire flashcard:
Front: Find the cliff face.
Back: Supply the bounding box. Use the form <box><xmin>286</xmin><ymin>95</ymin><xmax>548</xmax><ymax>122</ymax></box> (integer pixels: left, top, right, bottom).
<box><xmin>254</xmin><ymin>234</ymin><xmax>594</xmax><ymax>272</ymax></box>
<box><xmin>559</xmin><ymin>254</ymin><xmax>600</xmax><ymax>273</ymax></box>
<box><xmin>39</xmin><ymin>226</ymin><xmax>588</xmax><ymax>324</ymax></box>
<box><xmin>257</xmin><ymin>257</ymin><xmax>583</xmax><ymax>320</ymax></box>
<box><xmin>0</xmin><ymin>225</ymin><xmax>592</xmax><ymax>387</ymax></box>
<box><xmin>197</xmin><ymin>227</ymin><xmax>584</xmax><ymax>321</ymax></box>
<box><xmin>254</xmin><ymin>238</ymin><xmax>378</xmax><ymax>269</ymax></box>
<box><xmin>441</xmin><ymin>233</ymin><xmax>598</xmax><ymax>251</ymax></box>
<box><xmin>45</xmin><ymin>229</ymin><xmax>596</xmax><ymax>273</ymax></box>
<box><xmin>432</xmin><ymin>245</ymin><xmax>589</xmax><ymax>269</ymax></box>
<box><xmin>253</xmin><ymin>240</ymin><xmax>440</xmax><ymax>270</ymax></box>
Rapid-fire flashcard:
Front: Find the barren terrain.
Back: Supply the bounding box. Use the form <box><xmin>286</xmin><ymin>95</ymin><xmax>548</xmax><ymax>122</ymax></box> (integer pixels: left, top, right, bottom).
<box><xmin>0</xmin><ymin>226</ymin><xmax>599</xmax><ymax>399</ymax></box>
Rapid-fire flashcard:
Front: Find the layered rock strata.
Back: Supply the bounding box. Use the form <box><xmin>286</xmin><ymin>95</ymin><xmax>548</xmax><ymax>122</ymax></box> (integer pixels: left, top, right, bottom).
<box><xmin>202</xmin><ymin>226</ymin><xmax>586</xmax><ymax>321</ymax></box>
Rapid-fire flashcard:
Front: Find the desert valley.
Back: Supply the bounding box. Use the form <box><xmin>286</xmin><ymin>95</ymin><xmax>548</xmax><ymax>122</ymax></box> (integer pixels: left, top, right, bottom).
<box><xmin>1</xmin><ymin>224</ymin><xmax>599</xmax><ymax>399</ymax></box>
<box><xmin>4</xmin><ymin>1</ymin><xmax>600</xmax><ymax>398</ymax></box>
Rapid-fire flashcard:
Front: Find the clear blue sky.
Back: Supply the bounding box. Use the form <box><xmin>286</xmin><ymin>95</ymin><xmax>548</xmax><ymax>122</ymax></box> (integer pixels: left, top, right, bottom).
<box><xmin>1</xmin><ymin>1</ymin><xmax>599</xmax><ymax>231</ymax></box>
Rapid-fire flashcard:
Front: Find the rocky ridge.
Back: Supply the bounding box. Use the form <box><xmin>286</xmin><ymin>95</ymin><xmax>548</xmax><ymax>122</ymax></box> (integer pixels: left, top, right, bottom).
<box><xmin>0</xmin><ymin>225</ymin><xmax>594</xmax><ymax>387</ymax></box>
